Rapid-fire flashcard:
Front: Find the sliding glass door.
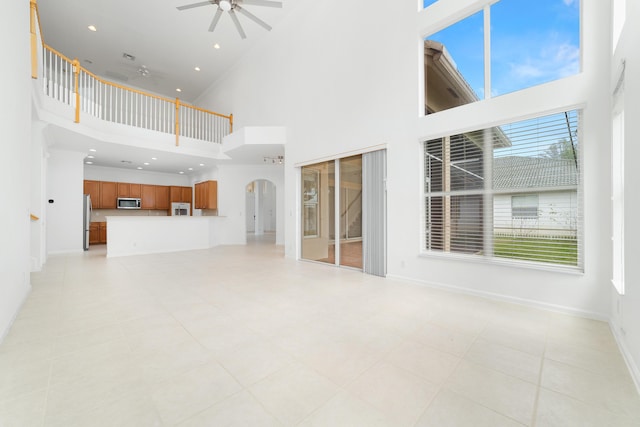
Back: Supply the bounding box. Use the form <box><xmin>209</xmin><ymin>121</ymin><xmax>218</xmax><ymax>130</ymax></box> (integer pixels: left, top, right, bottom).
<box><xmin>339</xmin><ymin>156</ymin><xmax>363</xmax><ymax>268</ymax></box>
<box><xmin>301</xmin><ymin>161</ymin><xmax>335</xmax><ymax>264</ymax></box>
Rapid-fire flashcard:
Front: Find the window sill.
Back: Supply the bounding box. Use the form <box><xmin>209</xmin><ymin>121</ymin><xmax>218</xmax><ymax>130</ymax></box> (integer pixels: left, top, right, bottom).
<box><xmin>418</xmin><ymin>250</ymin><xmax>584</xmax><ymax>275</ymax></box>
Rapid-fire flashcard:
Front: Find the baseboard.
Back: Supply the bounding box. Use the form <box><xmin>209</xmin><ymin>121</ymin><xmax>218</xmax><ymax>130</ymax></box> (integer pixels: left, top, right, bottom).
<box><xmin>47</xmin><ymin>249</ymin><xmax>84</xmax><ymax>256</ymax></box>
<box><xmin>0</xmin><ymin>283</ymin><xmax>32</xmax><ymax>345</ymax></box>
<box><xmin>609</xmin><ymin>319</ymin><xmax>640</xmax><ymax>394</ymax></box>
<box><xmin>385</xmin><ymin>273</ymin><xmax>608</xmax><ymax>321</ymax></box>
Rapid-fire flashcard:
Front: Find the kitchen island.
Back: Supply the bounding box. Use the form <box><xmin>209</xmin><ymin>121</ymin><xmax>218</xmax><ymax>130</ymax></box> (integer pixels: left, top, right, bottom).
<box><xmin>105</xmin><ymin>216</ymin><xmax>225</xmax><ymax>257</ymax></box>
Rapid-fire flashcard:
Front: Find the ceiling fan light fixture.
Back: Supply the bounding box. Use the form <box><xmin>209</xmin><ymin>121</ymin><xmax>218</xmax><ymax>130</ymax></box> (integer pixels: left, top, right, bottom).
<box><xmin>219</xmin><ymin>0</ymin><xmax>232</xmax><ymax>11</ymax></box>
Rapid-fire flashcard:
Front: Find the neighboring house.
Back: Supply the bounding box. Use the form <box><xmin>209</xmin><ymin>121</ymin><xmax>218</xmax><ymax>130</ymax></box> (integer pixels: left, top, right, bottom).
<box><xmin>493</xmin><ymin>156</ymin><xmax>578</xmax><ymax>238</ymax></box>
<box><xmin>424</xmin><ymin>40</ymin><xmax>579</xmax><ymax>253</ymax></box>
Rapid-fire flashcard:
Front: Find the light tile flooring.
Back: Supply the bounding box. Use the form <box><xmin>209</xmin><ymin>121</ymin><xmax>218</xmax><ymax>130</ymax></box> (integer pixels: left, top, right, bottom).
<box><xmin>1</xmin><ymin>235</ymin><xmax>639</xmax><ymax>426</ymax></box>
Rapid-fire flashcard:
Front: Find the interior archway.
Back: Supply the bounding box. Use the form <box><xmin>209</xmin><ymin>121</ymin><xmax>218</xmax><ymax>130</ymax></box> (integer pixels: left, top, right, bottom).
<box><xmin>245</xmin><ymin>179</ymin><xmax>277</xmax><ymax>244</ymax></box>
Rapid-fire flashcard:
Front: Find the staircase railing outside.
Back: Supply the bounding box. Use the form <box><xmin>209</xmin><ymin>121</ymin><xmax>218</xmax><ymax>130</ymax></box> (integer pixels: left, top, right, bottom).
<box><xmin>30</xmin><ymin>0</ymin><xmax>232</xmax><ymax>146</ymax></box>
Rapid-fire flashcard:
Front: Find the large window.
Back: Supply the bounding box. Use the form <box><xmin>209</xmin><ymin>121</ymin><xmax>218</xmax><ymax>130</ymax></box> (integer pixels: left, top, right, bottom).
<box><xmin>423</xmin><ymin>0</ymin><xmax>580</xmax><ymax>113</ymax></box>
<box><xmin>422</xmin><ymin>110</ymin><xmax>582</xmax><ymax>268</ymax></box>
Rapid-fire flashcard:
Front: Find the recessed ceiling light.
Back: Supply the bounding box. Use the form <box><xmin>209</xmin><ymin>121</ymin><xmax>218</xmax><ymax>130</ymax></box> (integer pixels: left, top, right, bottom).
<box><xmin>179</xmin><ymin>171</ymin><xmax>184</xmax><ymax>174</ymax></box>
<box><xmin>87</xmin><ymin>155</ymin><xmax>95</xmax><ymax>159</ymax></box>
<box><xmin>188</xmin><ymin>168</ymin><xmax>193</xmax><ymax>171</ymax></box>
<box><xmin>143</xmin><ymin>162</ymin><xmax>149</xmax><ymax>165</ymax></box>
<box><xmin>151</xmin><ymin>157</ymin><xmax>157</xmax><ymax>160</ymax></box>
<box><xmin>88</xmin><ymin>25</ymin><xmax>97</xmax><ymax>32</ymax></box>
<box><xmin>89</xmin><ymin>148</ymin><xmax>97</xmax><ymax>152</ymax></box>
<box><xmin>85</xmin><ymin>161</ymin><xmax>93</xmax><ymax>164</ymax></box>
<box><xmin>199</xmin><ymin>163</ymin><xmax>205</xmax><ymax>166</ymax></box>
<box><xmin>213</xmin><ymin>43</ymin><xmax>221</xmax><ymax>49</ymax></box>
<box><xmin>194</xmin><ymin>66</ymin><xmax>201</xmax><ymax>71</ymax></box>
<box><xmin>137</xmin><ymin>167</ymin><xmax>143</xmax><ymax>170</ymax></box>
<box><xmin>176</xmin><ymin>88</ymin><xmax>182</xmax><ymax>92</ymax></box>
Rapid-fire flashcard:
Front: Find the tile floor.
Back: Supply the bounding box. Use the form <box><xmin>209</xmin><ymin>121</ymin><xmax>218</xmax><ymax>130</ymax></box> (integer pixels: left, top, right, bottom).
<box><xmin>1</xmin><ymin>235</ymin><xmax>639</xmax><ymax>426</ymax></box>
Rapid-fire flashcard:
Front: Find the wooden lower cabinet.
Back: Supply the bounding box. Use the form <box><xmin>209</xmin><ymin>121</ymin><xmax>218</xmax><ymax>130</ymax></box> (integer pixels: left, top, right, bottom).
<box><xmin>89</xmin><ymin>222</ymin><xmax>107</xmax><ymax>244</ymax></box>
<box><xmin>99</xmin><ymin>222</ymin><xmax>107</xmax><ymax>243</ymax></box>
<box><xmin>89</xmin><ymin>223</ymin><xmax>100</xmax><ymax>244</ymax></box>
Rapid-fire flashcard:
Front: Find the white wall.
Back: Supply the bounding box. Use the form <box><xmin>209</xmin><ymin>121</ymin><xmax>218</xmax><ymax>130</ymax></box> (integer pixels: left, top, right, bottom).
<box><xmin>610</xmin><ymin>0</ymin><xmax>640</xmax><ymax>389</ymax></box>
<box><xmin>0</xmin><ymin>0</ymin><xmax>32</xmax><ymax>340</ymax></box>
<box><xmin>195</xmin><ymin>0</ymin><xmax>613</xmax><ymax>317</ymax></box>
<box><xmin>194</xmin><ymin>165</ymin><xmax>284</xmax><ymax>245</ymax></box>
<box><xmin>30</xmin><ymin>122</ymin><xmax>48</xmax><ymax>271</ymax></box>
<box><xmin>46</xmin><ymin>149</ymin><xmax>86</xmax><ymax>254</ymax></box>
<box><xmin>84</xmin><ymin>164</ymin><xmax>192</xmax><ymax>186</ymax></box>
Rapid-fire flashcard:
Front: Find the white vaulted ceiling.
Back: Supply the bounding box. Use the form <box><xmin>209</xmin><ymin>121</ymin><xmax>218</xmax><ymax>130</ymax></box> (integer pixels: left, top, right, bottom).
<box><xmin>37</xmin><ymin>0</ymin><xmax>290</xmax><ymax>103</ymax></box>
<box><xmin>36</xmin><ymin>0</ymin><xmax>290</xmax><ymax>172</ymax></box>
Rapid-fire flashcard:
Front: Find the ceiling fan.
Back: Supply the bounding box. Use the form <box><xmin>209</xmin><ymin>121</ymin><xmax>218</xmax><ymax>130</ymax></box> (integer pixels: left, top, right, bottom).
<box><xmin>177</xmin><ymin>0</ymin><xmax>283</xmax><ymax>39</ymax></box>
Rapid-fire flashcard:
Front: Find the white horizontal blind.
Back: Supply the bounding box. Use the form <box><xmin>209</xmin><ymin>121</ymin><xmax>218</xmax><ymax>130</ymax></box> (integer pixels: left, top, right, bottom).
<box><xmin>423</xmin><ymin>110</ymin><xmax>581</xmax><ymax>269</ymax></box>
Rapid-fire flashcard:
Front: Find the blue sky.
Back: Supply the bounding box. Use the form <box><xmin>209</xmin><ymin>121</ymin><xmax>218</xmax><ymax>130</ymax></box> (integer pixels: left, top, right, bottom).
<box><xmin>424</xmin><ymin>0</ymin><xmax>580</xmax><ymax>98</ymax></box>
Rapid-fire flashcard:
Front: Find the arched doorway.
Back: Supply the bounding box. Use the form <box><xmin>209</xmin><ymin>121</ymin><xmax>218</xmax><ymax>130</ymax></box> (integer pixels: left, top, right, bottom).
<box><xmin>246</xmin><ymin>179</ymin><xmax>277</xmax><ymax>244</ymax></box>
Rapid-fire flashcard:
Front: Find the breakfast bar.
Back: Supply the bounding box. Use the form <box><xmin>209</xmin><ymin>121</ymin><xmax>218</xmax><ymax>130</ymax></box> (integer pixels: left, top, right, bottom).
<box><xmin>105</xmin><ymin>216</ymin><xmax>224</xmax><ymax>257</ymax></box>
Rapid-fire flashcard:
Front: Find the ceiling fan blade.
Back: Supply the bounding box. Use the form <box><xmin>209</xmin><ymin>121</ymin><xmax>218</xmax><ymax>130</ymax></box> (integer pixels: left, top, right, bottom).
<box><xmin>177</xmin><ymin>0</ymin><xmax>215</xmax><ymax>11</ymax></box>
<box><xmin>228</xmin><ymin>9</ymin><xmax>247</xmax><ymax>39</ymax></box>
<box><xmin>235</xmin><ymin>5</ymin><xmax>272</xmax><ymax>31</ymax></box>
<box><xmin>240</xmin><ymin>0</ymin><xmax>282</xmax><ymax>8</ymax></box>
<box><xmin>208</xmin><ymin>8</ymin><xmax>224</xmax><ymax>32</ymax></box>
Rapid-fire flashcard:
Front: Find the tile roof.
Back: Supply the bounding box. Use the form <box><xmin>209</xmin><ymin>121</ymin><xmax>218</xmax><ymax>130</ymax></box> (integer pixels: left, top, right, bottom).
<box><xmin>493</xmin><ymin>156</ymin><xmax>578</xmax><ymax>189</ymax></box>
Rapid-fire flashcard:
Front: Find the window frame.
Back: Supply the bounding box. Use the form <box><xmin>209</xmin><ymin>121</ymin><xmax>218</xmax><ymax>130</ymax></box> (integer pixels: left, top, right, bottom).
<box><xmin>420</xmin><ymin>110</ymin><xmax>583</xmax><ymax>272</ymax></box>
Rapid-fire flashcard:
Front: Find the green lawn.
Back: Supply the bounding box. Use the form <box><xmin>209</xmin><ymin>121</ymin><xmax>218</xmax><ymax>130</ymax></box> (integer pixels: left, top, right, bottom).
<box><xmin>494</xmin><ymin>236</ymin><xmax>578</xmax><ymax>266</ymax></box>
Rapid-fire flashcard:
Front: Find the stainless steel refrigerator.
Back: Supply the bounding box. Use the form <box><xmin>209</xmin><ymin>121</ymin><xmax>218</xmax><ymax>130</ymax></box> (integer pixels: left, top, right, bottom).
<box><xmin>83</xmin><ymin>194</ymin><xmax>92</xmax><ymax>250</ymax></box>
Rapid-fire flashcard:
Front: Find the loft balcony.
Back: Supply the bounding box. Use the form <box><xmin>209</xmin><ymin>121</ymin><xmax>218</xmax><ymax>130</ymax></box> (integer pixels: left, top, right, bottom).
<box><xmin>29</xmin><ymin>0</ymin><xmax>233</xmax><ymax>163</ymax></box>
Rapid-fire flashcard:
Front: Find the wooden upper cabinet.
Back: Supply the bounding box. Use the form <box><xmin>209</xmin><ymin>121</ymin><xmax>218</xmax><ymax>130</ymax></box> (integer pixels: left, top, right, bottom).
<box><xmin>195</xmin><ymin>180</ymin><xmax>217</xmax><ymax>210</ymax></box>
<box><xmin>155</xmin><ymin>186</ymin><xmax>170</xmax><ymax>210</ymax></box>
<box><xmin>117</xmin><ymin>182</ymin><xmax>142</xmax><ymax>198</ymax></box>
<box><xmin>181</xmin><ymin>187</ymin><xmax>192</xmax><ymax>204</ymax></box>
<box><xmin>170</xmin><ymin>186</ymin><xmax>193</xmax><ymax>204</ymax></box>
<box><xmin>170</xmin><ymin>186</ymin><xmax>182</xmax><ymax>203</ymax></box>
<box><xmin>129</xmin><ymin>183</ymin><xmax>141</xmax><ymax>198</ymax></box>
<box><xmin>141</xmin><ymin>184</ymin><xmax>156</xmax><ymax>209</ymax></box>
<box><xmin>84</xmin><ymin>180</ymin><xmax>101</xmax><ymax>208</ymax></box>
<box><xmin>117</xmin><ymin>183</ymin><xmax>130</xmax><ymax>198</ymax></box>
<box><xmin>100</xmin><ymin>181</ymin><xmax>117</xmax><ymax>208</ymax></box>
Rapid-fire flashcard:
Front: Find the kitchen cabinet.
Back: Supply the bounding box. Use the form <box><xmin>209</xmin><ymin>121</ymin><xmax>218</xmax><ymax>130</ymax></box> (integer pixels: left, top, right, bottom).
<box><xmin>195</xmin><ymin>180</ymin><xmax>217</xmax><ymax>210</ymax></box>
<box><xmin>141</xmin><ymin>184</ymin><xmax>156</xmax><ymax>209</ymax></box>
<box><xmin>170</xmin><ymin>186</ymin><xmax>193</xmax><ymax>204</ymax></box>
<box><xmin>99</xmin><ymin>222</ymin><xmax>107</xmax><ymax>243</ymax></box>
<box><xmin>129</xmin><ymin>183</ymin><xmax>141</xmax><ymax>198</ymax></box>
<box><xmin>117</xmin><ymin>183</ymin><xmax>130</xmax><ymax>198</ymax></box>
<box><xmin>155</xmin><ymin>186</ymin><xmax>170</xmax><ymax>210</ymax></box>
<box><xmin>100</xmin><ymin>181</ymin><xmax>118</xmax><ymax>209</ymax></box>
<box><xmin>117</xmin><ymin>182</ymin><xmax>142</xmax><ymax>198</ymax></box>
<box><xmin>89</xmin><ymin>222</ymin><xmax>107</xmax><ymax>244</ymax></box>
<box><xmin>84</xmin><ymin>180</ymin><xmax>101</xmax><ymax>208</ymax></box>
<box><xmin>89</xmin><ymin>222</ymin><xmax>100</xmax><ymax>244</ymax></box>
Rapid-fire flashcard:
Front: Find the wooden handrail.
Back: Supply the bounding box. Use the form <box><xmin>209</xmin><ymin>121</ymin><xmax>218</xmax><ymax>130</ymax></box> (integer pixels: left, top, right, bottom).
<box><xmin>31</xmin><ymin>0</ymin><xmax>233</xmax><ymax>145</ymax></box>
<box><xmin>30</xmin><ymin>0</ymin><xmax>38</xmax><ymax>78</ymax></box>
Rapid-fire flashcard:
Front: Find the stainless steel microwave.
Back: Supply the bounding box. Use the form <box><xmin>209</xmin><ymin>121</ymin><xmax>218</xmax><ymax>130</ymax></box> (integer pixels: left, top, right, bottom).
<box><xmin>117</xmin><ymin>197</ymin><xmax>141</xmax><ymax>209</ymax></box>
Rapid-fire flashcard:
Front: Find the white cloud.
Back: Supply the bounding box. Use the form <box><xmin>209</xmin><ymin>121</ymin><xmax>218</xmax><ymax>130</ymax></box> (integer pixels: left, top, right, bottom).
<box><xmin>563</xmin><ymin>0</ymin><xmax>578</xmax><ymax>6</ymax></box>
